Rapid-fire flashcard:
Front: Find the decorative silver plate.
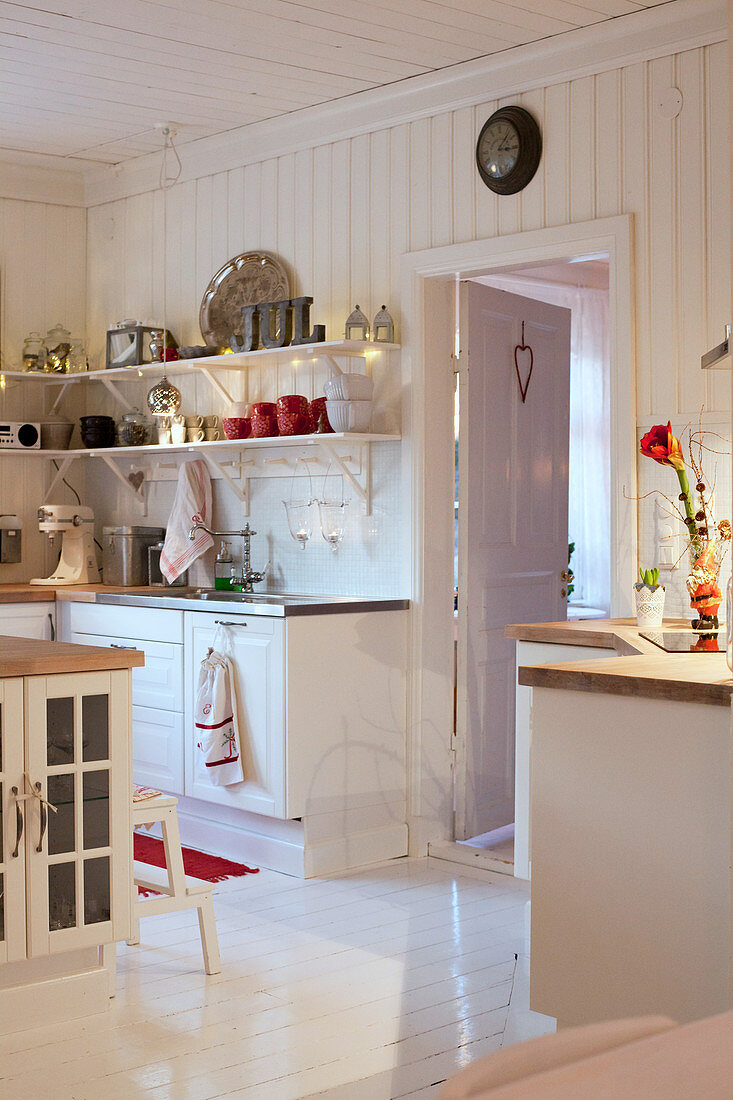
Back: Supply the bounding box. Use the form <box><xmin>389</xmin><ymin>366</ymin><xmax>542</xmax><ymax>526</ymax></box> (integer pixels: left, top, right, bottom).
<box><xmin>199</xmin><ymin>252</ymin><xmax>290</xmax><ymax>347</ymax></box>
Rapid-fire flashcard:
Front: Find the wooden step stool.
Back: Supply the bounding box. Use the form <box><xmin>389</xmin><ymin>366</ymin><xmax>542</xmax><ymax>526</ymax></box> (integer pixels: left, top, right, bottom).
<box><xmin>129</xmin><ymin>792</ymin><xmax>221</xmax><ymax>975</ymax></box>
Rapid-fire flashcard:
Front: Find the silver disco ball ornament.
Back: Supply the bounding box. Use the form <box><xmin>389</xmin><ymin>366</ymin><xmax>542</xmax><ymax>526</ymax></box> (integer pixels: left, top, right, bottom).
<box><xmin>146</xmin><ymin>375</ymin><xmax>182</xmax><ymax>417</ymax></box>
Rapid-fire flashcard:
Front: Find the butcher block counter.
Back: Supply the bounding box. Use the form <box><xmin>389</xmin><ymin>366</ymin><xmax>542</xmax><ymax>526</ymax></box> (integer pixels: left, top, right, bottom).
<box><xmin>0</xmin><ymin>634</ymin><xmax>144</xmax><ymax>675</ymax></box>
<box><xmin>512</xmin><ymin>618</ymin><xmax>733</xmax><ymax>1031</ymax></box>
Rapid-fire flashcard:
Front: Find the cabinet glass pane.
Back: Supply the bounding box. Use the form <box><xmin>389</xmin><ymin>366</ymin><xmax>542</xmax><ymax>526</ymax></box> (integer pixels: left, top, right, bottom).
<box><xmin>47</xmin><ymin>774</ymin><xmax>75</xmax><ymax>855</ymax></box>
<box><xmin>0</xmin><ymin>872</ymin><xmax>3</xmax><ymax>942</ymax></box>
<box><xmin>47</xmin><ymin>697</ymin><xmax>74</xmax><ymax>766</ymax></box>
<box><xmin>83</xmin><ymin>772</ymin><xmax>109</xmax><ymax>849</ymax></box>
<box><xmin>49</xmin><ymin>863</ymin><xmax>76</xmax><ymax>930</ymax></box>
<box><xmin>84</xmin><ymin>857</ymin><xmax>110</xmax><ymax>926</ymax></box>
<box><xmin>82</xmin><ymin>695</ymin><xmax>109</xmax><ymax>762</ymax></box>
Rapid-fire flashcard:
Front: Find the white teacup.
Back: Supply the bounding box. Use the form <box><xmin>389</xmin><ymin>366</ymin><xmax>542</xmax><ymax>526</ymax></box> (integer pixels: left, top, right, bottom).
<box><xmin>157</xmin><ymin>424</ymin><xmax>172</xmax><ymax>445</ymax></box>
<box><xmin>186</xmin><ymin>428</ymin><xmax>205</xmax><ymax>443</ymax></box>
<box><xmin>171</xmin><ymin>420</ymin><xmax>187</xmax><ymax>444</ymax></box>
<box><xmin>228</xmin><ymin>401</ymin><xmax>250</xmax><ymax>418</ymax></box>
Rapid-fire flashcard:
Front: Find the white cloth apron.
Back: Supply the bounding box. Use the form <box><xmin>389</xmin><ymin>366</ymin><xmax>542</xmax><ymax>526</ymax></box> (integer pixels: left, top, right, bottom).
<box><xmin>194</xmin><ymin>627</ymin><xmax>244</xmax><ymax>786</ymax></box>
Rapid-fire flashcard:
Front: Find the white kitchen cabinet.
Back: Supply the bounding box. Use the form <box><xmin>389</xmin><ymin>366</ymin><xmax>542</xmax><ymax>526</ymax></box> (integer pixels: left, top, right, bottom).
<box><xmin>65</xmin><ymin>604</ymin><xmax>184</xmax><ymax>796</ymax></box>
<box><xmin>1</xmin><ymin>670</ymin><xmax>131</xmax><ymax>964</ymax></box>
<box><xmin>0</xmin><ymin>602</ymin><xmax>55</xmax><ymax>640</ymax></box>
<box><xmin>185</xmin><ymin>612</ymin><xmax>286</xmax><ymax>818</ymax></box>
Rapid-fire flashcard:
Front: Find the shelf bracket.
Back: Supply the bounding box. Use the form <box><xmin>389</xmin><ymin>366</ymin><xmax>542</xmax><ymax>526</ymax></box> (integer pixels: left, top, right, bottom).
<box><xmin>202</xmin><ymin>452</ymin><xmax>249</xmax><ymax>513</ymax></box>
<box><xmin>45</xmin><ymin>455</ymin><xmax>78</xmax><ymax>499</ymax></box>
<box><xmin>99</xmin><ymin>454</ymin><xmax>147</xmax><ymax>509</ymax></box>
<box><xmin>48</xmin><ymin>381</ymin><xmax>72</xmax><ymax>415</ymax></box>
<box><xmin>318</xmin><ymin>354</ymin><xmax>345</xmax><ymax>377</ymax></box>
<box><xmin>98</xmin><ymin>376</ymin><xmax>136</xmax><ymax>412</ymax></box>
<box><xmin>199</xmin><ymin>368</ymin><xmax>236</xmax><ymax>407</ymax></box>
<box><xmin>319</xmin><ymin>440</ymin><xmax>371</xmax><ymax>514</ymax></box>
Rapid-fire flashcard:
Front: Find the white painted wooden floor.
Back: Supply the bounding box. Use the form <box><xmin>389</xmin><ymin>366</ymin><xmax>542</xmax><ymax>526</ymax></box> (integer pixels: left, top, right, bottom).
<box><xmin>0</xmin><ymin>858</ymin><xmax>554</xmax><ymax>1099</ymax></box>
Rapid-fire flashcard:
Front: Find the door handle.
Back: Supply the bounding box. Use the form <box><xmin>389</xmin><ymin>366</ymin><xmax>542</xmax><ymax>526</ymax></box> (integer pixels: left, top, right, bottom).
<box><xmin>35</xmin><ymin>782</ymin><xmax>47</xmax><ymax>853</ymax></box>
<box><xmin>110</xmin><ymin>643</ymin><xmax>136</xmax><ymax>649</ymax></box>
<box><xmin>11</xmin><ymin>786</ymin><xmax>23</xmax><ymax>857</ymax></box>
<box><xmin>48</xmin><ymin>612</ymin><xmax>55</xmax><ymax>641</ymax></box>
<box><xmin>215</xmin><ymin>620</ymin><xmax>248</xmax><ymax>628</ymax></box>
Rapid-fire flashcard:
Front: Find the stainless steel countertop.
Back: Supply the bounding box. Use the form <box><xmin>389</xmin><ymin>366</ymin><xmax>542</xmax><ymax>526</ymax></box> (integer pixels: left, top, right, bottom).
<box><xmin>93</xmin><ymin>588</ymin><xmax>409</xmax><ymax>617</ymax></box>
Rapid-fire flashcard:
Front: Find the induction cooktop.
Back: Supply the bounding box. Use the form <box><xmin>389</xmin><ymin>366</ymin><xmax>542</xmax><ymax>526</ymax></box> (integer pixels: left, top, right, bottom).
<box><xmin>639</xmin><ymin>631</ymin><xmax>723</xmax><ymax>652</ymax></box>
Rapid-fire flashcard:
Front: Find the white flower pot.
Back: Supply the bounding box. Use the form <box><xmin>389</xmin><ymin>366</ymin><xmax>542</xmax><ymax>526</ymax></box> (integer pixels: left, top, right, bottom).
<box><xmin>635</xmin><ymin>585</ymin><xmax>665</xmax><ymax>628</ymax></box>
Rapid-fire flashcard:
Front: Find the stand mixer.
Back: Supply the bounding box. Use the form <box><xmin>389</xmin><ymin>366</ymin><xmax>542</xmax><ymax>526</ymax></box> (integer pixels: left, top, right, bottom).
<box><xmin>30</xmin><ymin>504</ymin><xmax>101</xmax><ymax>586</ymax></box>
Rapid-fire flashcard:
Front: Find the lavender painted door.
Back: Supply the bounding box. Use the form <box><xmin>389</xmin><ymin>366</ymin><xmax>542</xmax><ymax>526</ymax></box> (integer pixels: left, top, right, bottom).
<box><xmin>456</xmin><ymin>282</ymin><xmax>571</xmax><ymax>839</ymax></box>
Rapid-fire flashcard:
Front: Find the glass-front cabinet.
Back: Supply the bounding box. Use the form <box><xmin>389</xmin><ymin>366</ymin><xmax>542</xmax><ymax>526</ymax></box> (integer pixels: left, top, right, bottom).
<box><xmin>0</xmin><ymin>670</ymin><xmax>131</xmax><ymax>963</ymax></box>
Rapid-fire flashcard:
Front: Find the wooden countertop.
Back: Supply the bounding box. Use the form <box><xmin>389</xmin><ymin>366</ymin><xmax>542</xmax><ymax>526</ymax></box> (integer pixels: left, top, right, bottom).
<box><xmin>511</xmin><ymin>619</ymin><xmax>732</xmax><ymax>706</ymax></box>
<box><xmin>0</xmin><ymin>583</ymin><xmax>193</xmax><ymax>604</ymax></box>
<box><xmin>0</xmin><ymin>635</ymin><xmax>145</xmax><ymax>676</ymax></box>
<box><xmin>505</xmin><ymin>617</ymin><xmax>686</xmax><ymax>656</ymax></box>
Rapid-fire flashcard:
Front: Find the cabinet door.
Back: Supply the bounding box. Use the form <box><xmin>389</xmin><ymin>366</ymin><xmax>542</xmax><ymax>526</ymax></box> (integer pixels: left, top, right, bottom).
<box><xmin>24</xmin><ymin>670</ymin><xmax>131</xmax><ymax>956</ymax></box>
<box><xmin>0</xmin><ymin>603</ymin><xmax>55</xmax><ymax>640</ymax></box>
<box><xmin>0</xmin><ymin>679</ymin><xmax>25</xmax><ymax>964</ymax></box>
<box><xmin>184</xmin><ymin>613</ymin><xmax>286</xmax><ymax>818</ymax></box>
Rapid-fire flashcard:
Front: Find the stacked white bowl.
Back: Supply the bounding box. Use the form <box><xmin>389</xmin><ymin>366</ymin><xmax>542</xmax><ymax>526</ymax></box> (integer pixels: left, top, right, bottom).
<box><xmin>324</xmin><ymin>373</ymin><xmax>374</xmax><ymax>432</ymax></box>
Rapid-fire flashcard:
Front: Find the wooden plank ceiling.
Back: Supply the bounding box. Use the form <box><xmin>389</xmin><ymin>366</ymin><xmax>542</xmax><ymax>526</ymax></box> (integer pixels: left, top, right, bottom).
<box><xmin>0</xmin><ymin>0</ymin><xmax>671</xmax><ymax>167</ymax></box>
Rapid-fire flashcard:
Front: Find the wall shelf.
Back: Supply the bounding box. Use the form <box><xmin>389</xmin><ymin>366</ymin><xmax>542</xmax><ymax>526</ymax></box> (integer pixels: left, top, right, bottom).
<box><xmin>13</xmin><ymin>433</ymin><xmax>399</xmax><ymax>515</ymax></box>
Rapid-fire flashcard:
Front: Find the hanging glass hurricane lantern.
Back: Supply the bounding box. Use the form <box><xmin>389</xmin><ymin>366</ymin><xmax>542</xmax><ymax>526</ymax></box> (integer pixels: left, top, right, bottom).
<box><xmin>147</xmin><ymin>374</ymin><xmax>182</xmax><ymax>417</ymax></box>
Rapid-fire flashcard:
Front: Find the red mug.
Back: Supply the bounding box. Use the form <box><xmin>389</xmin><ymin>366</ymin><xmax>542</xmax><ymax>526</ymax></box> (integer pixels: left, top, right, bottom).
<box><xmin>251</xmin><ymin>402</ymin><xmax>279</xmax><ymax>438</ymax></box>
<box><xmin>223</xmin><ymin>416</ymin><xmax>251</xmax><ymax>440</ymax></box>
<box><xmin>277</xmin><ymin>394</ymin><xmax>309</xmax><ymax>436</ymax></box>
<box><xmin>308</xmin><ymin>397</ymin><xmax>333</xmax><ymax>433</ymax></box>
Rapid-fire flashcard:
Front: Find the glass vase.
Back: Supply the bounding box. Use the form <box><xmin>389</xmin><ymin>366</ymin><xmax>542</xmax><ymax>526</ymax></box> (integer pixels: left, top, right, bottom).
<box><xmin>687</xmin><ymin>539</ymin><xmax>725</xmax><ymax>631</ymax></box>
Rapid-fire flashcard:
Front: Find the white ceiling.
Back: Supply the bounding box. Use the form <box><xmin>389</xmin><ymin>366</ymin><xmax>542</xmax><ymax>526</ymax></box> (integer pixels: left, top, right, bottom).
<box><xmin>0</xmin><ymin>0</ymin><xmax>671</xmax><ymax>169</ymax></box>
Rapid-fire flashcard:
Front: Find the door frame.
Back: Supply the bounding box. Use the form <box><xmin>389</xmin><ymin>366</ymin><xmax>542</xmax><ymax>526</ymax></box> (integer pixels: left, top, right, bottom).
<box><xmin>401</xmin><ymin>214</ymin><xmax>636</xmax><ymax>854</ymax></box>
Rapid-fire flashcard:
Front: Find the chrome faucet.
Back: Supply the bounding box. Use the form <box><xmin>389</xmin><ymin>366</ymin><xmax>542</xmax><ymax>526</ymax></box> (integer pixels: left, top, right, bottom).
<box><xmin>188</xmin><ymin>521</ymin><xmax>269</xmax><ymax>593</ymax></box>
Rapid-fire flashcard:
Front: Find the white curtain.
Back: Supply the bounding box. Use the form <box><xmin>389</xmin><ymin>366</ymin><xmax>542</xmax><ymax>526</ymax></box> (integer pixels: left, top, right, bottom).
<box><xmin>480</xmin><ymin>276</ymin><xmax>611</xmax><ymax>613</ymax></box>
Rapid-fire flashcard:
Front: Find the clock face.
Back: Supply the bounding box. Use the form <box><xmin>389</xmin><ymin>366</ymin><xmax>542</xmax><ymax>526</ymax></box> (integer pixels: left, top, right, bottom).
<box><xmin>475</xmin><ymin>107</ymin><xmax>542</xmax><ymax>195</ymax></box>
<box><xmin>477</xmin><ymin>120</ymin><xmax>519</xmax><ymax>180</ymax></box>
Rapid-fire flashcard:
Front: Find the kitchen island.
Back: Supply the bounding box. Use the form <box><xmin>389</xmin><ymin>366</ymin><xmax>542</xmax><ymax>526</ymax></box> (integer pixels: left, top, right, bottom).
<box><xmin>0</xmin><ymin>634</ymin><xmax>143</xmax><ymax>1031</ymax></box>
<box><xmin>515</xmin><ymin>624</ymin><xmax>732</xmax><ymax>1028</ymax></box>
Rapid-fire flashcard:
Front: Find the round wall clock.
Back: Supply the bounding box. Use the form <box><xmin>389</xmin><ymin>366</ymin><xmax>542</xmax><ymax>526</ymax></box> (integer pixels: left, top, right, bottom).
<box><xmin>476</xmin><ymin>106</ymin><xmax>542</xmax><ymax>195</ymax></box>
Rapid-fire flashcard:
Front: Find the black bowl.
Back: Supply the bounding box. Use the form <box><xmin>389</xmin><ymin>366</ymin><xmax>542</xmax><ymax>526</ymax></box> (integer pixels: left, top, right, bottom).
<box><xmin>80</xmin><ymin>415</ymin><xmax>115</xmax><ymax>426</ymax></box>
<box><xmin>81</xmin><ymin>428</ymin><xmax>115</xmax><ymax>449</ymax></box>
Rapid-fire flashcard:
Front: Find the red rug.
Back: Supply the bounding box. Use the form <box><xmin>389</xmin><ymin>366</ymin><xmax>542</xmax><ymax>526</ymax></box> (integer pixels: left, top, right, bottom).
<box><xmin>134</xmin><ymin>832</ymin><xmax>259</xmax><ymax>895</ymax></box>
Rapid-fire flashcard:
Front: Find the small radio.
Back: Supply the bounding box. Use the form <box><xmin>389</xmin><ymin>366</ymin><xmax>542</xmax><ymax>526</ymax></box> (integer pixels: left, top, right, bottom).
<box><xmin>0</xmin><ymin>422</ymin><xmax>41</xmax><ymax>449</ymax></box>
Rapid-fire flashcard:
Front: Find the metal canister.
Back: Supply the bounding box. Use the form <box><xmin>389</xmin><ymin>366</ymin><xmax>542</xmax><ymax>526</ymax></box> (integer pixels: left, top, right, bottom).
<box><xmin>147</xmin><ymin>541</ymin><xmax>187</xmax><ymax>587</ymax></box>
<box><xmin>102</xmin><ymin>526</ymin><xmax>164</xmax><ymax>586</ymax></box>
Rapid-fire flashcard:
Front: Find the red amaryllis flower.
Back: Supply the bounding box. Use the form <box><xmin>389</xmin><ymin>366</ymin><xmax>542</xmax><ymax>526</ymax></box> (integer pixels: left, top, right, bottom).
<box><xmin>640</xmin><ymin>422</ymin><xmax>685</xmax><ymax>471</ymax></box>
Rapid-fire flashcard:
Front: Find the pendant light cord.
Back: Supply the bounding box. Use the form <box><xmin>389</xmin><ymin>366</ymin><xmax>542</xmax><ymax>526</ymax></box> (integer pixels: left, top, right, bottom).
<box><xmin>159</xmin><ymin>129</ymin><xmax>182</xmax><ymax>370</ymax></box>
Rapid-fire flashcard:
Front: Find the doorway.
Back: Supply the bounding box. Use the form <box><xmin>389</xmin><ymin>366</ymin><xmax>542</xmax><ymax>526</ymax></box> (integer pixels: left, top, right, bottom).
<box><xmin>454</xmin><ymin>258</ymin><xmax>612</xmax><ymax>865</ymax></box>
<box><xmin>401</xmin><ymin>215</ymin><xmax>636</xmax><ymax>869</ymax></box>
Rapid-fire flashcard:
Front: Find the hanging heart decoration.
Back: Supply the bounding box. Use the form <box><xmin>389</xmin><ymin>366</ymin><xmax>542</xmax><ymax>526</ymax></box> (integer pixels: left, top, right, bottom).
<box><xmin>513</xmin><ymin>321</ymin><xmax>534</xmax><ymax>404</ymax></box>
<box><xmin>128</xmin><ymin>471</ymin><xmax>145</xmax><ymax>492</ymax></box>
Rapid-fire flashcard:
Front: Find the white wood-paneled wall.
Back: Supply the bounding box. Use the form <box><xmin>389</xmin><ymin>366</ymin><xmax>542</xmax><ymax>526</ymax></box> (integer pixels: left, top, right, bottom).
<box><xmin>86</xmin><ymin>41</ymin><xmax>730</xmax><ymax>421</ymax></box>
<box><xmin>0</xmin><ymin>198</ymin><xmax>87</xmax><ymax>582</ymax></box>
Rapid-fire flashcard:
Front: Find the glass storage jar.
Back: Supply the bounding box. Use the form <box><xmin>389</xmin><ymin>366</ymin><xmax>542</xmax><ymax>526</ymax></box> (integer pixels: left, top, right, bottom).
<box><xmin>22</xmin><ymin>331</ymin><xmax>47</xmax><ymax>372</ymax></box>
<box><xmin>45</xmin><ymin>322</ymin><xmax>72</xmax><ymax>373</ymax></box>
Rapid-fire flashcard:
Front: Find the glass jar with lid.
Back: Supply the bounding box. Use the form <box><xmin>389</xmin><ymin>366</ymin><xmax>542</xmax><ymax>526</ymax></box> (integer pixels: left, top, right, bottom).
<box><xmin>65</xmin><ymin>339</ymin><xmax>88</xmax><ymax>374</ymax></box>
<box><xmin>22</xmin><ymin>331</ymin><xmax>47</xmax><ymax>372</ymax></box>
<box><xmin>45</xmin><ymin>322</ymin><xmax>72</xmax><ymax>373</ymax></box>
<box><xmin>116</xmin><ymin>408</ymin><xmax>150</xmax><ymax>447</ymax></box>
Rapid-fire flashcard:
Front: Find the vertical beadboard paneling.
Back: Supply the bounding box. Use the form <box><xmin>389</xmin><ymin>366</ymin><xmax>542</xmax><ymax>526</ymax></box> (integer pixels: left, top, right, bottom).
<box><xmin>543</xmin><ymin>83</ymin><xmax>571</xmax><ymax>228</ymax></box>
<box><xmin>704</xmin><ymin>41</ymin><xmax>731</xmax><ymax>414</ymax></box>
<box><xmin>647</xmin><ymin>55</ymin><xmax>679</xmax><ymax>414</ymax></box>
<box><xmin>369</xmin><ymin>130</ymin><xmax>391</xmax><ymax>315</ymax></box>
<box><xmin>518</xmin><ymin>88</ymin><xmax>545</xmax><ymax>234</ymax></box>
<box><xmin>474</xmin><ymin>101</ymin><xmax>499</xmax><ymax>242</ymax></box>
<box><xmin>569</xmin><ymin>76</ymin><xmax>595</xmax><ymax>224</ymax></box>
<box><xmin>430</xmin><ymin>113</ymin><xmax>453</xmax><ymax>249</ymax></box>
<box><xmin>452</xmin><ymin>107</ymin><xmax>477</xmax><ymax>244</ymax></box>
<box><xmin>595</xmin><ymin>69</ymin><xmax>622</xmax><ymax>220</ymax></box>
<box><xmin>676</xmin><ymin>49</ymin><xmax>707</xmax><ymax>414</ymax></box>
<box><xmin>622</xmin><ymin>60</ymin><xmax>652</xmax><ymax>417</ymax></box>
<box><xmin>409</xmin><ymin>117</ymin><xmax>431</xmax><ymax>253</ymax></box>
